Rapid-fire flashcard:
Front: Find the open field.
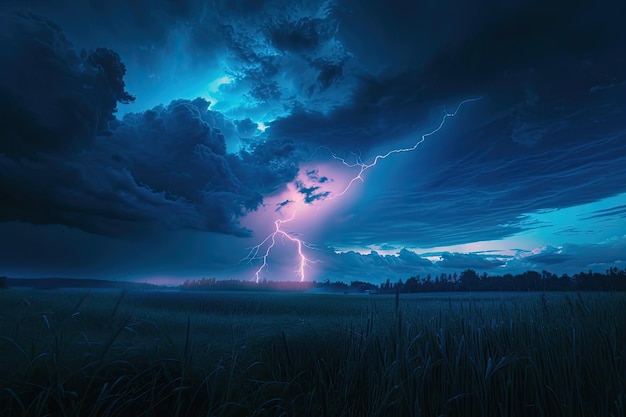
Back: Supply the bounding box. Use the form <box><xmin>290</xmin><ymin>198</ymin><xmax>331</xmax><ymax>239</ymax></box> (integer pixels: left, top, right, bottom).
<box><xmin>0</xmin><ymin>289</ymin><xmax>625</xmax><ymax>417</ymax></box>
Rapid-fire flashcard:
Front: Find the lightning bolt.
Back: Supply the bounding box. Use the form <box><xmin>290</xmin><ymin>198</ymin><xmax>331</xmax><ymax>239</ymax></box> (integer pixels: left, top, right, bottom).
<box><xmin>328</xmin><ymin>97</ymin><xmax>482</xmax><ymax>198</ymax></box>
<box><xmin>244</xmin><ymin>97</ymin><xmax>482</xmax><ymax>282</ymax></box>
<box><xmin>245</xmin><ymin>211</ymin><xmax>317</xmax><ymax>283</ymax></box>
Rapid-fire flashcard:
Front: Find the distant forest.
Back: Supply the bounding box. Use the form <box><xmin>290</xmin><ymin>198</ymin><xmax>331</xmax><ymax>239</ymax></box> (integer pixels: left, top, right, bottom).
<box><xmin>2</xmin><ymin>268</ymin><xmax>625</xmax><ymax>292</ymax></box>
<box><xmin>180</xmin><ymin>267</ymin><xmax>626</xmax><ymax>293</ymax></box>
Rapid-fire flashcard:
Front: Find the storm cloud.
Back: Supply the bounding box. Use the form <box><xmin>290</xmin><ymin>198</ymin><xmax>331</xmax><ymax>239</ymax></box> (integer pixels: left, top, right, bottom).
<box><xmin>0</xmin><ymin>11</ymin><xmax>298</xmax><ymax>237</ymax></box>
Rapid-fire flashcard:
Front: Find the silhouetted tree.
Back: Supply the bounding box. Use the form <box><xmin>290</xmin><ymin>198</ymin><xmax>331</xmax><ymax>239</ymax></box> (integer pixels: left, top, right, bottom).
<box><xmin>404</xmin><ymin>277</ymin><xmax>419</xmax><ymax>293</ymax></box>
<box><xmin>459</xmin><ymin>269</ymin><xmax>479</xmax><ymax>291</ymax></box>
<box><xmin>517</xmin><ymin>270</ymin><xmax>541</xmax><ymax>291</ymax></box>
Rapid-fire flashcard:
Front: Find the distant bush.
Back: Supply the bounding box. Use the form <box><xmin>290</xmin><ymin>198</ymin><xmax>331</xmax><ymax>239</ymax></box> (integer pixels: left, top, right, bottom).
<box><xmin>0</xmin><ymin>277</ymin><xmax>7</xmax><ymax>289</ymax></box>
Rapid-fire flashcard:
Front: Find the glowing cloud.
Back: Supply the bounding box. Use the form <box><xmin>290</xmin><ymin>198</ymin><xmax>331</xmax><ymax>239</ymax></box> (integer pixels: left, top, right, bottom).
<box><xmin>244</xmin><ymin>98</ymin><xmax>482</xmax><ymax>282</ymax></box>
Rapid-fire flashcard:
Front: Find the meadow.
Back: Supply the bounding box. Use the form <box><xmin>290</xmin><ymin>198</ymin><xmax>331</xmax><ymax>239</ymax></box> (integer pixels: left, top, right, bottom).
<box><xmin>0</xmin><ymin>289</ymin><xmax>624</xmax><ymax>417</ymax></box>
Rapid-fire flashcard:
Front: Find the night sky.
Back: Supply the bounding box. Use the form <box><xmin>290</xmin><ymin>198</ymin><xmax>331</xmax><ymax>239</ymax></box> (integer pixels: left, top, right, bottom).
<box><xmin>1</xmin><ymin>0</ymin><xmax>625</xmax><ymax>284</ymax></box>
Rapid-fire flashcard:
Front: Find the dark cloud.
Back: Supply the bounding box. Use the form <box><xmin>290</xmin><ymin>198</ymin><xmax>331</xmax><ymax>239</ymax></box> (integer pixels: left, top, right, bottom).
<box><xmin>275</xmin><ymin>199</ymin><xmax>293</xmax><ymax>212</ymax></box>
<box><xmin>305</xmin><ymin>169</ymin><xmax>328</xmax><ymax>183</ymax></box>
<box><xmin>98</xmin><ymin>100</ymin><xmax>263</xmax><ymax>234</ymax></box>
<box><xmin>0</xmin><ymin>11</ymin><xmax>135</xmax><ymax>156</ymax></box>
<box><xmin>0</xmin><ymin>12</ymin><xmax>298</xmax><ymax>237</ymax></box>
<box><xmin>0</xmin><ymin>97</ymin><xmax>298</xmax><ymax>237</ymax></box>
<box><xmin>267</xmin><ymin>17</ymin><xmax>329</xmax><ymax>53</ymax></box>
<box><xmin>211</xmin><ymin>1</ymin><xmax>354</xmax><ymax>115</ymax></box>
<box><xmin>295</xmin><ymin>181</ymin><xmax>330</xmax><ymax>204</ymax></box>
<box><xmin>508</xmin><ymin>239</ymin><xmax>626</xmax><ymax>274</ymax></box>
<box><xmin>230</xmin><ymin>137</ymin><xmax>299</xmax><ymax>196</ymax></box>
<box><xmin>7</xmin><ymin>0</ymin><xmax>201</xmax><ymax>45</ymax></box>
<box><xmin>331</xmin><ymin>0</ymin><xmax>465</xmax><ymax>70</ymax></box>
<box><xmin>249</xmin><ymin>81</ymin><xmax>282</xmax><ymax>102</ymax></box>
<box><xmin>397</xmin><ymin>248</ymin><xmax>433</xmax><ymax>268</ymax></box>
<box><xmin>293</xmin><ymin>1</ymin><xmax>626</xmax><ymax>248</ymax></box>
<box><xmin>87</xmin><ymin>98</ymin><xmax>298</xmax><ymax>236</ymax></box>
<box><xmin>419</xmin><ymin>0</ymin><xmax>623</xmax><ymax>95</ymax></box>
<box><xmin>294</xmin><ymin>168</ymin><xmax>334</xmax><ymax>203</ymax></box>
<box><xmin>269</xmin><ymin>0</ymin><xmax>626</xmax><ymax>153</ymax></box>
<box><xmin>581</xmin><ymin>205</ymin><xmax>626</xmax><ymax>221</ymax></box>
<box><xmin>525</xmin><ymin>252</ymin><xmax>573</xmax><ymax>266</ymax></box>
<box><xmin>437</xmin><ymin>253</ymin><xmax>506</xmax><ymax>270</ymax></box>
<box><xmin>265</xmin><ymin>65</ymin><xmax>483</xmax><ymax>157</ymax></box>
<box><xmin>235</xmin><ymin>118</ymin><xmax>259</xmax><ymax>137</ymax></box>
<box><xmin>310</xmin><ymin>57</ymin><xmax>345</xmax><ymax>93</ymax></box>
<box><xmin>320</xmin><ymin>112</ymin><xmax>626</xmax><ymax>248</ymax></box>
<box><xmin>5</xmin><ymin>0</ymin><xmax>355</xmax><ymax>117</ymax></box>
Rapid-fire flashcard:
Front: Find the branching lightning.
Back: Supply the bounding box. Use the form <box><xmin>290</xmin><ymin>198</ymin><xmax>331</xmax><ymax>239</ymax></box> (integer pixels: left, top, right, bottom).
<box><xmin>328</xmin><ymin>97</ymin><xmax>482</xmax><ymax>198</ymax></box>
<box><xmin>245</xmin><ymin>212</ymin><xmax>318</xmax><ymax>283</ymax></box>
<box><xmin>244</xmin><ymin>97</ymin><xmax>482</xmax><ymax>282</ymax></box>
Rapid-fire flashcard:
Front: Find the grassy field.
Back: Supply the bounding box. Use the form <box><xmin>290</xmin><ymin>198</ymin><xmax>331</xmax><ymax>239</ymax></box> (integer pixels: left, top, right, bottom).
<box><xmin>0</xmin><ymin>289</ymin><xmax>624</xmax><ymax>417</ymax></box>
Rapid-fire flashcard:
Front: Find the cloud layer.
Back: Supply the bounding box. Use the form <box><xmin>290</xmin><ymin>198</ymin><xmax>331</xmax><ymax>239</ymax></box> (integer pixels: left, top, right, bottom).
<box><xmin>1</xmin><ymin>0</ymin><xmax>625</xmax><ymax>281</ymax></box>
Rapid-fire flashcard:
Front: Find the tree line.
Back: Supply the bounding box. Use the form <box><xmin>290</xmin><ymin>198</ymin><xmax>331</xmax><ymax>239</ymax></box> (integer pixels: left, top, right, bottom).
<box><xmin>179</xmin><ymin>267</ymin><xmax>626</xmax><ymax>292</ymax></box>
<box><xmin>375</xmin><ymin>267</ymin><xmax>626</xmax><ymax>293</ymax></box>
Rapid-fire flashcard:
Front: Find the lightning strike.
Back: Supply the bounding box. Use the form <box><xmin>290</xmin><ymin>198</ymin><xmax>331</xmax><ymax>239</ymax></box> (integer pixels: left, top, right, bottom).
<box><xmin>246</xmin><ymin>212</ymin><xmax>316</xmax><ymax>283</ymax></box>
<box><xmin>328</xmin><ymin>97</ymin><xmax>482</xmax><ymax>199</ymax></box>
<box><xmin>245</xmin><ymin>97</ymin><xmax>481</xmax><ymax>282</ymax></box>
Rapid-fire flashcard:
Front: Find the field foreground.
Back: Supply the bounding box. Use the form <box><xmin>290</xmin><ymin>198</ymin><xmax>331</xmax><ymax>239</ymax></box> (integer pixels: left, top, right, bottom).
<box><xmin>0</xmin><ymin>289</ymin><xmax>624</xmax><ymax>417</ymax></box>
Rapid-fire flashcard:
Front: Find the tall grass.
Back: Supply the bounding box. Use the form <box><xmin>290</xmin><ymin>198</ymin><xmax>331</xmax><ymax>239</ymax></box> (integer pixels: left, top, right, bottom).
<box><xmin>0</xmin><ymin>290</ymin><xmax>624</xmax><ymax>416</ymax></box>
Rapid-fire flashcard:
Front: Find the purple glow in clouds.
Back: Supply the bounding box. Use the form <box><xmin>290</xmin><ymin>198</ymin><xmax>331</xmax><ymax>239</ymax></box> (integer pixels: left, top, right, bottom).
<box><xmin>243</xmin><ymin>98</ymin><xmax>482</xmax><ymax>282</ymax></box>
